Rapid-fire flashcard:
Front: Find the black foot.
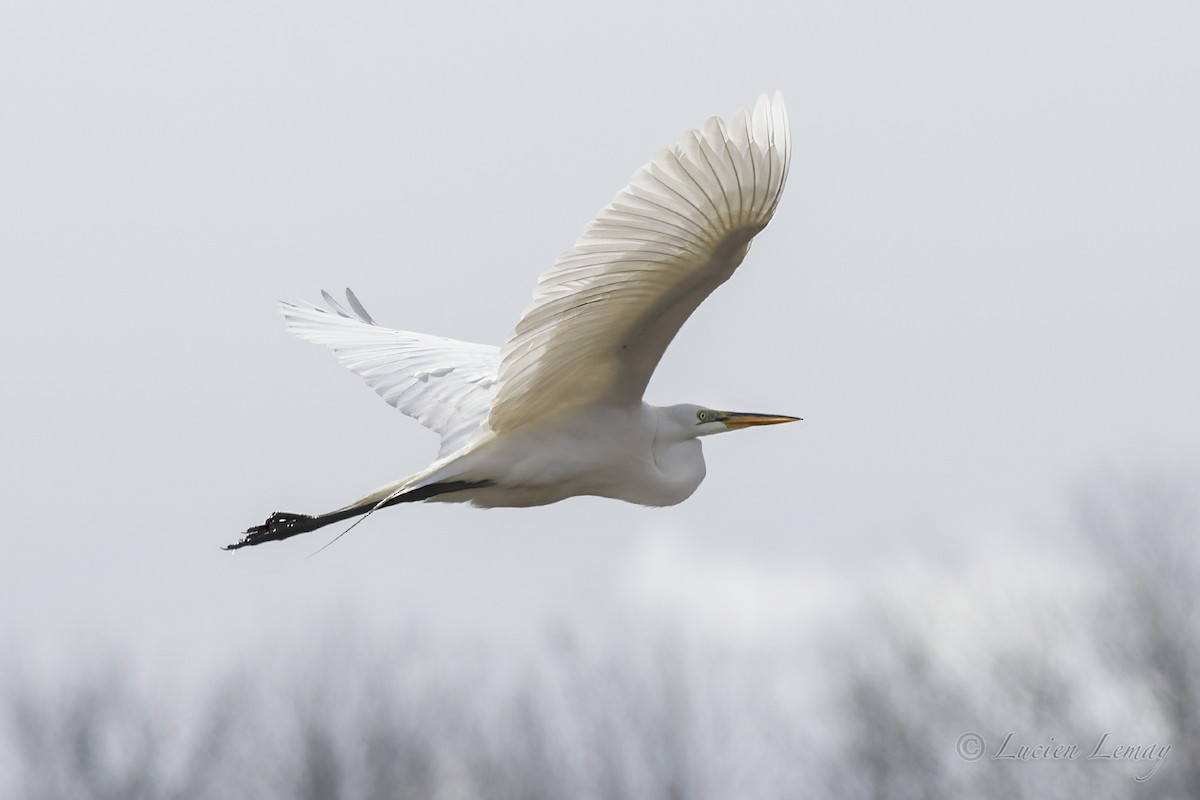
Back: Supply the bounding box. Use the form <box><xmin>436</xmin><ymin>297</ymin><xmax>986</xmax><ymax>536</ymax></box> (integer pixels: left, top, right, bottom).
<box><xmin>224</xmin><ymin>511</ymin><xmax>319</xmax><ymax>550</ymax></box>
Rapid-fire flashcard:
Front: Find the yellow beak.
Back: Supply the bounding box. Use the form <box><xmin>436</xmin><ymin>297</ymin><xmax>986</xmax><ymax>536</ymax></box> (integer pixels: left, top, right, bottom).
<box><xmin>723</xmin><ymin>412</ymin><xmax>802</xmax><ymax>430</ymax></box>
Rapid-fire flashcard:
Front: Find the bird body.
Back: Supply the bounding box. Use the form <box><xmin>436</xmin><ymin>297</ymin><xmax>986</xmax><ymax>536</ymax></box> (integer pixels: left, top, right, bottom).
<box><xmin>227</xmin><ymin>93</ymin><xmax>798</xmax><ymax>550</ymax></box>
<box><xmin>417</xmin><ymin>404</ymin><xmax>708</xmax><ymax>509</ymax></box>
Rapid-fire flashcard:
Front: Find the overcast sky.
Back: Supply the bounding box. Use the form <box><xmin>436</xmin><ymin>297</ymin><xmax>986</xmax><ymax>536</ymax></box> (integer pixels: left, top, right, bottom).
<box><xmin>2</xmin><ymin>1</ymin><xmax>1197</xmax><ymax>679</ymax></box>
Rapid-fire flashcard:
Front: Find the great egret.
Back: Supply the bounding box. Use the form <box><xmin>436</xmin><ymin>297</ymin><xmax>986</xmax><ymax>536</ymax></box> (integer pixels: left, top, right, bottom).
<box><xmin>226</xmin><ymin>93</ymin><xmax>797</xmax><ymax>550</ymax></box>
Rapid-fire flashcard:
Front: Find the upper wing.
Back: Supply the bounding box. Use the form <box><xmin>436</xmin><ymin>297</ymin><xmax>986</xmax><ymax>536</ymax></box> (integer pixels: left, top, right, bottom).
<box><xmin>281</xmin><ymin>290</ymin><xmax>499</xmax><ymax>458</ymax></box>
<box><xmin>487</xmin><ymin>92</ymin><xmax>791</xmax><ymax>435</ymax></box>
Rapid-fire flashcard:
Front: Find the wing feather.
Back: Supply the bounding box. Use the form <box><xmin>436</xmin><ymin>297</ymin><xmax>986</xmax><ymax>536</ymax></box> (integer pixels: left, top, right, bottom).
<box><xmin>281</xmin><ymin>292</ymin><xmax>498</xmax><ymax>457</ymax></box>
<box><xmin>487</xmin><ymin>93</ymin><xmax>791</xmax><ymax>434</ymax></box>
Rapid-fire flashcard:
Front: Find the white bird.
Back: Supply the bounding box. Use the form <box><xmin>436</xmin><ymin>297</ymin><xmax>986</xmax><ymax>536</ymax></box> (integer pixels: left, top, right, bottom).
<box><xmin>226</xmin><ymin>93</ymin><xmax>798</xmax><ymax>550</ymax></box>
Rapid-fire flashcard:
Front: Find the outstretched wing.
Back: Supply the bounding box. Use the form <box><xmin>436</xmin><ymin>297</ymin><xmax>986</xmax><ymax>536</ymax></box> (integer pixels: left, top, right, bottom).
<box><xmin>487</xmin><ymin>92</ymin><xmax>791</xmax><ymax>435</ymax></box>
<box><xmin>281</xmin><ymin>290</ymin><xmax>499</xmax><ymax>457</ymax></box>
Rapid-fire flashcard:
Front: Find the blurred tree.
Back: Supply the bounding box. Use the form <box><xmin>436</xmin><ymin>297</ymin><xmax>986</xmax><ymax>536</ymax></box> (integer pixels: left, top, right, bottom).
<box><xmin>3</xmin><ymin>473</ymin><xmax>1195</xmax><ymax>799</ymax></box>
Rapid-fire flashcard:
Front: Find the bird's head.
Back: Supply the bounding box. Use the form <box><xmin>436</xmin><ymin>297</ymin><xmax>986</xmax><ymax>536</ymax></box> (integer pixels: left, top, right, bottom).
<box><xmin>665</xmin><ymin>404</ymin><xmax>801</xmax><ymax>440</ymax></box>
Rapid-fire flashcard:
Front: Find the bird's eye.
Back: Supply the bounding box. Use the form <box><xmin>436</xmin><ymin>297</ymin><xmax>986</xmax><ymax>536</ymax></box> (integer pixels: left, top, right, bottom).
<box><xmin>697</xmin><ymin>410</ymin><xmax>709</xmax><ymax>422</ymax></box>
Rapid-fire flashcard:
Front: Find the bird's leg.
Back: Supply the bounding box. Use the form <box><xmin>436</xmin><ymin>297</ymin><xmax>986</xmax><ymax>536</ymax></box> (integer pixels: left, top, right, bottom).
<box><xmin>223</xmin><ymin>511</ymin><xmax>335</xmax><ymax>550</ymax></box>
<box><xmin>223</xmin><ymin>480</ymin><xmax>493</xmax><ymax>551</ymax></box>
<box><xmin>224</xmin><ymin>498</ymin><xmax>391</xmax><ymax>551</ymax></box>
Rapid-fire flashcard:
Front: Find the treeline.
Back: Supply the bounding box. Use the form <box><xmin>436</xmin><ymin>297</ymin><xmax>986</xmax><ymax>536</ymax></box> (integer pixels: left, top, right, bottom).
<box><xmin>4</xmin><ymin>475</ymin><xmax>1196</xmax><ymax>799</ymax></box>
